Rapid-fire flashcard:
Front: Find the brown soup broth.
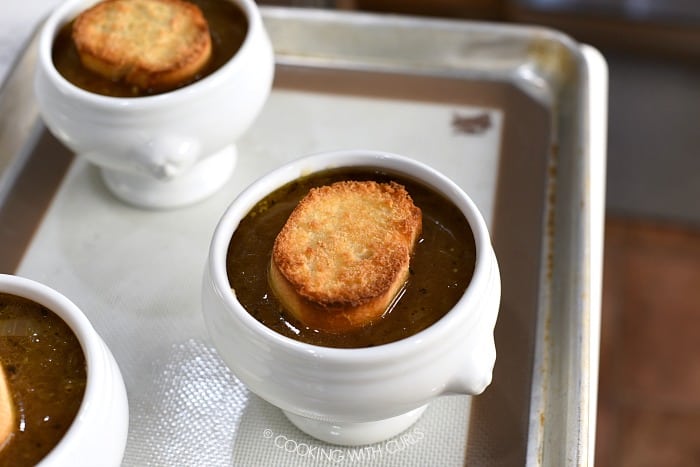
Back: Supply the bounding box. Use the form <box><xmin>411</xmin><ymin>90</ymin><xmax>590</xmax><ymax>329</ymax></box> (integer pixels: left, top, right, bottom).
<box><xmin>0</xmin><ymin>293</ymin><xmax>87</xmax><ymax>467</ymax></box>
<box><xmin>51</xmin><ymin>0</ymin><xmax>248</xmax><ymax>97</ymax></box>
<box><xmin>226</xmin><ymin>168</ymin><xmax>477</xmax><ymax>348</ymax></box>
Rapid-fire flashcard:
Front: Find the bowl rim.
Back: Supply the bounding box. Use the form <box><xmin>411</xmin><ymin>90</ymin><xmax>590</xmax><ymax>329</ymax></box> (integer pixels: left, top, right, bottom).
<box><xmin>37</xmin><ymin>0</ymin><xmax>266</xmax><ymax>108</ymax></box>
<box><xmin>207</xmin><ymin>149</ymin><xmax>497</xmax><ymax>361</ymax></box>
<box><xmin>0</xmin><ymin>274</ymin><xmax>106</xmax><ymax>462</ymax></box>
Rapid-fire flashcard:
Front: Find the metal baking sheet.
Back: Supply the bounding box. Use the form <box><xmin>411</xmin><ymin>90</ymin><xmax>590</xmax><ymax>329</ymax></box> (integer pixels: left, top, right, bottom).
<box><xmin>0</xmin><ymin>7</ymin><xmax>607</xmax><ymax>466</ymax></box>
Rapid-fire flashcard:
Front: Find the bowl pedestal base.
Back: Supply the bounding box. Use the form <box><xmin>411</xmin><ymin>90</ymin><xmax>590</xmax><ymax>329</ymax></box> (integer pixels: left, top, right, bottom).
<box><xmin>283</xmin><ymin>404</ymin><xmax>427</xmax><ymax>446</ymax></box>
<box><xmin>100</xmin><ymin>144</ymin><xmax>237</xmax><ymax>209</ymax></box>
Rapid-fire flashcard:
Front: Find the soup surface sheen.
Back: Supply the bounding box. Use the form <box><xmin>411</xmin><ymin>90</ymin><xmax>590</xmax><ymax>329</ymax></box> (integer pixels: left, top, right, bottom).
<box><xmin>227</xmin><ymin>168</ymin><xmax>477</xmax><ymax>348</ymax></box>
<box><xmin>0</xmin><ymin>293</ymin><xmax>87</xmax><ymax>467</ymax></box>
<box><xmin>52</xmin><ymin>0</ymin><xmax>248</xmax><ymax>97</ymax></box>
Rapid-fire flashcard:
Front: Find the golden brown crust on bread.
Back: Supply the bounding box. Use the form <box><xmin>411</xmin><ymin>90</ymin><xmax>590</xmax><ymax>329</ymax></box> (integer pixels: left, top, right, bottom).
<box><xmin>270</xmin><ymin>180</ymin><xmax>422</xmax><ymax>333</ymax></box>
<box><xmin>72</xmin><ymin>0</ymin><xmax>212</xmax><ymax>91</ymax></box>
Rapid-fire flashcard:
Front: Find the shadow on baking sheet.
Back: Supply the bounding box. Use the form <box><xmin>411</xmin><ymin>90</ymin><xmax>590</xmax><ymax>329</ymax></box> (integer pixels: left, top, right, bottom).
<box><xmin>0</xmin><ymin>129</ymin><xmax>73</xmax><ymax>273</ymax></box>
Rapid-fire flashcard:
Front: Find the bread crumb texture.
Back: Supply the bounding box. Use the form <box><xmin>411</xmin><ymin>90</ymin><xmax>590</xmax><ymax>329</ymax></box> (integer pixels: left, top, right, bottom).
<box><xmin>72</xmin><ymin>0</ymin><xmax>212</xmax><ymax>89</ymax></box>
<box><xmin>273</xmin><ymin>180</ymin><xmax>422</xmax><ymax>307</ymax></box>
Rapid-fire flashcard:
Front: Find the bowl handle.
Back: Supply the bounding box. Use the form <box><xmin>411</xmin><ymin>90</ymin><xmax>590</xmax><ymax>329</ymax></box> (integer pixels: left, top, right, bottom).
<box><xmin>444</xmin><ymin>253</ymin><xmax>501</xmax><ymax>395</ymax></box>
<box><xmin>444</xmin><ymin>332</ymin><xmax>497</xmax><ymax>395</ymax></box>
<box><xmin>131</xmin><ymin>135</ymin><xmax>202</xmax><ymax>180</ymax></box>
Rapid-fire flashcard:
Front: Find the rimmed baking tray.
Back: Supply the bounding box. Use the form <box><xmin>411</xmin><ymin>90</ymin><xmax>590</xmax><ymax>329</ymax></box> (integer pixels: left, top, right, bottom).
<box><xmin>0</xmin><ymin>7</ymin><xmax>607</xmax><ymax>466</ymax></box>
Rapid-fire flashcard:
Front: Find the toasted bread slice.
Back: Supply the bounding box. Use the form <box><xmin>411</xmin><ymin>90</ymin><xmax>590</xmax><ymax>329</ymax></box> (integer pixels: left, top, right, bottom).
<box><xmin>270</xmin><ymin>180</ymin><xmax>422</xmax><ymax>333</ymax></box>
<box><xmin>72</xmin><ymin>0</ymin><xmax>212</xmax><ymax>91</ymax></box>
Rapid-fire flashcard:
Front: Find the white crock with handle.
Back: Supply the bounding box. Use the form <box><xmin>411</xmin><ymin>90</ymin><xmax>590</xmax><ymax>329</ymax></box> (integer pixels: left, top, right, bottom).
<box><xmin>34</xmin><ymin>0</ymin><xmax>274</xmax><ymax>209</ymax></box>
<box><xmin>202</xmin><ymin>150</ymin><xmax>501</xmax><ymax>446</ymax></box>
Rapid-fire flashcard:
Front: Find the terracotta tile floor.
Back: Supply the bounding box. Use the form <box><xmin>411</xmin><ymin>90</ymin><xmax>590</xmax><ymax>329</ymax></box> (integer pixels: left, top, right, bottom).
<box><xmin>595</xmin><ymin>217</ymin><xmax>700</xmax><ymax>467</ymax></box>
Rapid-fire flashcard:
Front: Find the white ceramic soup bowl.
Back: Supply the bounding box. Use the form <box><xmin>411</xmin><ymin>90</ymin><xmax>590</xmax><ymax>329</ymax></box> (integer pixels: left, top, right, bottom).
<box><xmin>34</xmin><ymin>0</ymin><xmax>274</xmax><ymax>209</ymax></box>
<box><xmin>202</xmin><ymin>150</ymin><xmax>501</xmax><ymax>446</ymax></box>
<box><xmin>0</xmin><ymin>274</ymin><xmax>128</xmax><ymax>466</ymax></box>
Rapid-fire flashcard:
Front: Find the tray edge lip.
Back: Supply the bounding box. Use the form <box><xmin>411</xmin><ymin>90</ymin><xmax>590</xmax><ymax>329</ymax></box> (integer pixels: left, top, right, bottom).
<box><xmin>525</xmin><ymin>43</ymin><xmax>608</xmax><ymax>467</ymax></box>
<box><xmin>0</xmin><ymin>7</ymin><xmax>607</xmax><ymax>465</ymax></box>
<box><xmin>260</xmin><ymin>5</ymin><xmax>589</xmax><ymax>105</ymax></box>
